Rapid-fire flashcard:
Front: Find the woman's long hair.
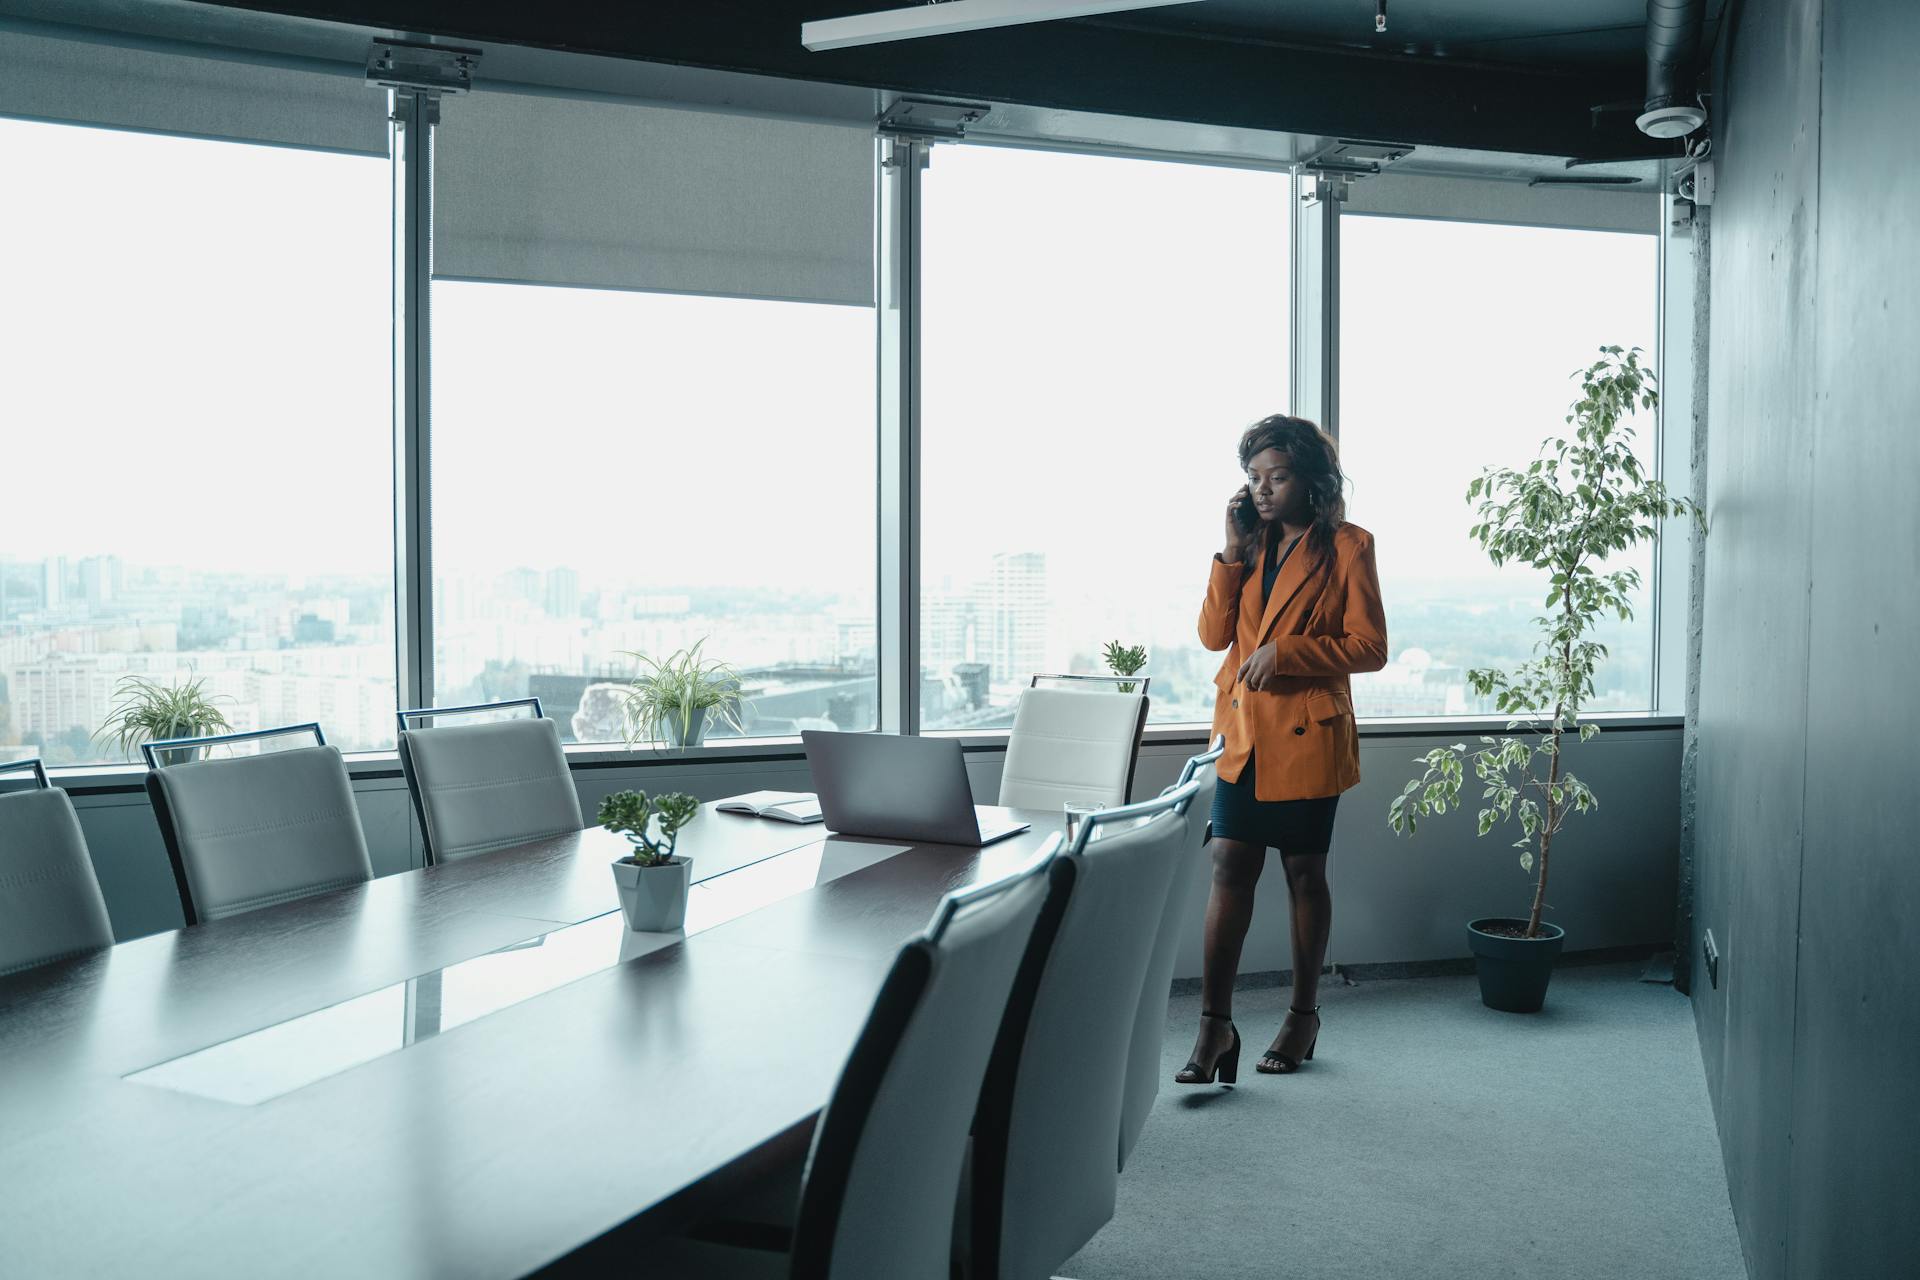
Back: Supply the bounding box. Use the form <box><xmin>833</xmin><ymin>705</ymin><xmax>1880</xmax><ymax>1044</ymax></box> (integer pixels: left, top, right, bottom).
<box><xmin>1237</xmin><ymin>414</ymin><xmax>1347</xmax><ymax>563</ymax></box>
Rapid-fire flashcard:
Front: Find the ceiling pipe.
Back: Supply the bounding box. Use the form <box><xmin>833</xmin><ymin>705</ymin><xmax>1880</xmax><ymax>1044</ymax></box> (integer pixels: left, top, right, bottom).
<box><xmin>1637</xmin><ymin>0</ymin><xmax>1707</xmax><ymax>138</ymax></box>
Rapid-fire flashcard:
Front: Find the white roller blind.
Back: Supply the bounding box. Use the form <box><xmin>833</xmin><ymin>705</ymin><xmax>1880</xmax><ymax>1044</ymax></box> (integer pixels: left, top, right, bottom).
<box><xmin>0</xmin><ymin>20</ymin><xmax>387</xmax><ymax>157</ymax></box>
<box><xmin>1344</xmin><ymin>173</ymin><xmax>1659</xmax><ymax>235</ymax></box>
<box><xmin>433</xmin><ymin>88</ymin><xmax>875</xmax><ymax>308</ymax></box>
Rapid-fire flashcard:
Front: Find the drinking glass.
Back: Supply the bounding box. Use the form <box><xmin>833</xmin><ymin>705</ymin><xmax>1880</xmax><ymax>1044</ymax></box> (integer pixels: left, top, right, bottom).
<box><xmin>1063</xmin><ymin>802</ymin><xmax>1105</xmax><ymax>844</ymax></box>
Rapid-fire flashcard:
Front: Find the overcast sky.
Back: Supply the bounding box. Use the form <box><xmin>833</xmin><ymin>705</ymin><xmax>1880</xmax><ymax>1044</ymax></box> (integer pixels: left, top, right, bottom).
<box><xmin>1</xmin><ymin>116</ymin><xmax>1656</xmax><ymax>608</ymax></box>
<box><xmin>1</xmin><ymin>116</ymin><xmax>391</xmax><ymax>578</ymax></box>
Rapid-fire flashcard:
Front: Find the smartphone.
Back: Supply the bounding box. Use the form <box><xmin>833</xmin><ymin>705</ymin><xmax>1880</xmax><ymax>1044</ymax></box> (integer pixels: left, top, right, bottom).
<box><xmin>1231</xmin><ymin>484</ymin><xmax>1261</xmax><ymax>535</ymax></box>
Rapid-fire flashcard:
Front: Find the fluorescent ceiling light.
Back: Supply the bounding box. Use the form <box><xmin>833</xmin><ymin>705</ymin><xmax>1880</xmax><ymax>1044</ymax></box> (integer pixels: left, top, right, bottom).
<box><xmin>802</xmin><ymin>0</ymin><xmax>1204</xmax><ymax>53</ymax></box>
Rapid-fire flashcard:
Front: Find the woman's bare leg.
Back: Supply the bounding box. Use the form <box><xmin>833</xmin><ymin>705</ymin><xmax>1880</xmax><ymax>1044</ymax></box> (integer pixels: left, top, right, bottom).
<box><xmin>1201</xmin><ymin>838</ymin><xmax>1268</xmax><ymax>1015</ymax></box>
<box><xmin>1178</xmin><ymin>838</ymin><xmax>1267</xmax><ymax>1074</ymax></box>
<box><xmin>1262</xmin><ymin>852</ymin><xmax>1331</xmax><ymax>1069</ymax></box>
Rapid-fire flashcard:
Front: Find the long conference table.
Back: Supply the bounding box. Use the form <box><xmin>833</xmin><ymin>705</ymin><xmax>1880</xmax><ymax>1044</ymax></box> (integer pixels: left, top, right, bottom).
<box><xmin>0</xmin><ymin>802</ymin><xmax>1063</xmax><ymax>1278</ymax></box>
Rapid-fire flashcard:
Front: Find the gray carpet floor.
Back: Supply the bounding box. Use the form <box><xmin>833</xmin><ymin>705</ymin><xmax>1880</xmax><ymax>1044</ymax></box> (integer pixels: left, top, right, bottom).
<box><xmin>1064</xmin><ymin>963</ymin><xmax>1746</xmax><ymax>1280</ymax></box>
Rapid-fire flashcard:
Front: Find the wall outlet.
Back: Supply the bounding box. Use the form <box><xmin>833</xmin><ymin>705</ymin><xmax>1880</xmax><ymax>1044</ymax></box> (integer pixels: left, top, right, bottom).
<box><xmin>1702</xmin><ymin>928</ymin><xmax>1720</xmax><ymax>989</ymax></box>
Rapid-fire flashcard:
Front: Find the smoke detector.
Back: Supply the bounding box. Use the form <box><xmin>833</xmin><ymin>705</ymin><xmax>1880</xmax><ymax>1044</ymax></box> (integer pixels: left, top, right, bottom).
<box><xmin>1636</xmin><ymin>103</ymin><xmax>1707</xmax><ymax>139</ymax></box>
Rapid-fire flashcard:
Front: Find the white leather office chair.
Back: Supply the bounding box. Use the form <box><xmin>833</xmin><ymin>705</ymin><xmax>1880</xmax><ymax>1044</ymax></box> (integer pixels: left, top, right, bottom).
<box><xmin>997</xmin><ymin>686</ymin><xmax>1149</xmax><ymax>811</ymax></box>
<box><xmin>0</xmin><ymin>759</ymin><xmax>115</xmax><ymax>976</ymax></box>
<box><xmin>396</xmin><ymin>699</ymin><xmax>584</xmax><ymax>865</ymax></box>
<box><xmin>1119</xmin><ymin>736</ymin><xmax>1226</xmax><ymax>1169</ymax></box>
<box><xmin>648</xmin><ymin>836</ymin><xmax>1064</xmax><ymax>1279</ymax></box>
<box><xmin>144</xmin><ymin>726</ymin><xmax>372</xmax><ymax>925</ymax></box>
<box><xmin>967</xmin><ymin>777</ymin><xmax>1202</xmax><ymax>1280</ymax></box>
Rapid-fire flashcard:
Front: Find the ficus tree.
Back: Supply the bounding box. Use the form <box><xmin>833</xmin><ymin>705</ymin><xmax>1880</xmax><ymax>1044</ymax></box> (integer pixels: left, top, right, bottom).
<box><xmin>1387</xmin><ymin>347</ymin><xmax>1705</xmax><ymax>938</ymax></box>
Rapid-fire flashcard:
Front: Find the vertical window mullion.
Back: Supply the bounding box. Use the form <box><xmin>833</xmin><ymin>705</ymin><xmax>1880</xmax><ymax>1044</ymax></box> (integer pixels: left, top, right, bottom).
<box><xmin>1653</xmin><ymin>194</ymin><xmax>1699</xmax><ymax>716</ymax></box>
<box><xmin>391</xmin><ymin>89</ymin><xmax>435</xmax><ymax>714</ymax></box>
<box><xmin>1291</xmin><ymin>172</ymin><xmax>1340</xmax><ymax>435</ymax></box>
<box><xmin>876</xmin><ymin>135</ymin><xmax>926</xmax><ymax>735</ymax></box>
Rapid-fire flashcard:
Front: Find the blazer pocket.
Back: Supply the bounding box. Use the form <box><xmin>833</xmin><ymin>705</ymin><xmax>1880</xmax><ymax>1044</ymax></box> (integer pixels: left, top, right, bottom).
<box><xmin>1305</xmin><ymin>688</ymin><xmax>1354</xmax><ymax>723</ymax></box>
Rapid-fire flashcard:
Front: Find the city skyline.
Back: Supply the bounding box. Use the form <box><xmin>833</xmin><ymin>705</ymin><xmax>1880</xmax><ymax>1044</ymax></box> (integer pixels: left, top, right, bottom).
<box><xmin>2</xmin><ymin>539</ymin><xmax>1657</xmax><ymax>768</ymax></box>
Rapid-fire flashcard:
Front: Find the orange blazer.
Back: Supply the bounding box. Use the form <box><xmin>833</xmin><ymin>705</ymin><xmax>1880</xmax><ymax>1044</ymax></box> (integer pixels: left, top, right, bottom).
<box><xmin>1198</xmin><ymin>522</ymin><xmax>1388</xmax><ymax>801</ymax></box>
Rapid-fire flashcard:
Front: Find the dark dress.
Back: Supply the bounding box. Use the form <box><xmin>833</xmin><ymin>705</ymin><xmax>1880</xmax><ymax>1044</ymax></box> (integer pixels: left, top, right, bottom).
<box><xmin>1208</xmin><ymin>532</ymin><xmax>1342</xmax><ymax>854</ymax></box>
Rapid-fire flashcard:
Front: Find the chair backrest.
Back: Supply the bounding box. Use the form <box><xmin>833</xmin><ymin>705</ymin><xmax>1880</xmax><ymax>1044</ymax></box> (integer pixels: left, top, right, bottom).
<box><xmin>396</xmin><ymin>700</ymin><xmax>582</xmax><ymax>865</ymax></box>
<box><xmin>145</xmin><ymin>741</ymin><xmax>372</xmax><ymax>925</ymax></box>
<box><xmin>0</xmin><ymin>786</ymin><xmax>114</xmax><ymax>976</ymax></box>
<box><xmin>970</xmin><ymin>778</ymin><xmax>1201</xmax><ymax>1280</ymax></box>
<box><xmin>1171</xmin><ymin>735</ymin><xmax>1228</xmax><ymax>792</ymax></box>
<box><xmin>1028</xmin><ymin>673</ymin><xmax>1153</xmax><ymax>697</ymax></box>
<box><xmin>1120</xmin><ymin>736</ymin><xmax>1227</xmax><ymax>1168</ymax></box>
<box><xmin>0</xmin><ymin>756</ymin><xmax>51</xmax><ymax>793</ymax></box>
<box><xmin>997</xmin><ymin>686</ymin><xmax>1149</xmax><ymax>811</ymax></box>
<box><xmin>141</xmin><ymin>722</ymin><xmax>326</xmax><ymax>769</ymax></box>
<box><xmin>790</xmin><ymin>835</ymin><xmax>1063</xmax><ymax>1280</ymax></box>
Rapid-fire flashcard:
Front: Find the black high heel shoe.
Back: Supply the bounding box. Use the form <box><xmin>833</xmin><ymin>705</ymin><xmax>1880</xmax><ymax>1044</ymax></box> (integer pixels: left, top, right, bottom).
<box><xmin>1174</xmin><ymin>1011</ymin><xmax>1241</xmax><ymax>1085</ymax></box>
<box><xmin>1256</xmin><ymin>1005</ymin><xmax>1321</xmax><ymax>1074</ymax></box>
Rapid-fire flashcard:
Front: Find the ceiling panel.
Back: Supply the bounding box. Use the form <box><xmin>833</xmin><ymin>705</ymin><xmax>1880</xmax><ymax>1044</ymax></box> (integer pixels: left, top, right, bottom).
<box><xmin>1093</xmin><ymin>0</ymin><xmax>1724</xmax><ymax>72</ymax></box>
<box><xmin>2</xmin><ymin>0</ymin><xmax>1718</xmax><ymax>160</ymax></box>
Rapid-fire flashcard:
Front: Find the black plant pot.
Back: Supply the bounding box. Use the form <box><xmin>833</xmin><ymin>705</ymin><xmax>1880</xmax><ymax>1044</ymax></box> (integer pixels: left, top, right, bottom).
<box><xmin>1467</xmin><ymin>918</ymin><xmax>1566</xmax><ymax>1012</ymax></box>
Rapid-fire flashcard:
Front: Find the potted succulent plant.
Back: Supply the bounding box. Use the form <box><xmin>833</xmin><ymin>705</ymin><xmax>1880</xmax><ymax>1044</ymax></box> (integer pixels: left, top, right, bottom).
<box><xmin>95</xmin><ymin>673</ymin><xmax>233</xmax><ymax>766</ymax></box>
<box><xmin>1388</xmin><ymin>347</ymin><xmax>1704</xmax><ymax>1012</ymax></box>
<box><xmin>602</xmin><ymin>789</ymin><xmax>701</xmax><ymax>931</ymax></box>
<box><xmin>1102</xmin><ymin>640</ymin><xmax>1148</xmax><ymax>693</ymax></box>
<box><xmin>617</xmin><ymin>639</ymin><xmax>745</xmax><ymax>749</ymax></box>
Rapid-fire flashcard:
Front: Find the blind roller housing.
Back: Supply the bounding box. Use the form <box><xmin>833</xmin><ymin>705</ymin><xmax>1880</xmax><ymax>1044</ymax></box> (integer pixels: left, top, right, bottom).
<box><xmin>433</xmin><ymin>89</ymin><xmax>875</xmax><ymax>308</ymax></box>
<box><xmin>1343</xmin><ymin>173</ymin><xmax>1659</xmax><ymax>235</ymax></box>
<box><xmin>0</xmin><ymin>21</ymin><xmax>387</xmax><ymax>156</ymax></box>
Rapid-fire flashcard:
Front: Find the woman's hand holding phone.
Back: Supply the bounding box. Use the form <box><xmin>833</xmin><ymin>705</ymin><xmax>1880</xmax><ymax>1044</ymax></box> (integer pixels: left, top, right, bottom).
<box><xmin>1223</xmin><ymin>486</ymin><xmax>1258</xmax><ymax>563</ymax></box>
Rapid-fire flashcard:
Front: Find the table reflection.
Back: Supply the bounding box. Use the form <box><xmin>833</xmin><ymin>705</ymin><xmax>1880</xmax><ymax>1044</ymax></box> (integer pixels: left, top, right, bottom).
<box><xmin>126</xmin><ymin>837</ymin><xmax>910</xmax><ymax>1106</ymax></box>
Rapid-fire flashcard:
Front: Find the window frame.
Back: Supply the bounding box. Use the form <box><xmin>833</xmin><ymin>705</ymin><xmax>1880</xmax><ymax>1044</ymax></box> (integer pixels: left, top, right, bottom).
<box><xmin>1331</xmin><ymin>202</ymin><xmax>1671</xmax><ymax>718</ymax></box>
<box><xmin>11</xmin><ymin>30</ymin><xmax>1694</xmax><ymax>787</ymax></box>
<box><xmin>905</xmin><ymin>135</ymin><xmax>1299</xmax><ymax>731</ymax></box>
<box><xmin>0</xmin><ymin>111</ymin><xmax>399</xmax><ymax>768</ymax></box>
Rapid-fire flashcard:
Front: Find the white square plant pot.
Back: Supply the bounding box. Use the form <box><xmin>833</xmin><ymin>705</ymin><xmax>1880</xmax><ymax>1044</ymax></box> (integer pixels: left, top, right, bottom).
<box><xmin>610</xmin><ymin>855</ymin><xmax>694</xmax><ymax>932</ymax></box>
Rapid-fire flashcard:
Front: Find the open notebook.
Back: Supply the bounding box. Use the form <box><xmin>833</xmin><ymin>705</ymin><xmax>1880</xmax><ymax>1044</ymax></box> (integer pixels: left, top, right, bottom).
<box><xmin>715</xmin><ymin>790</ymin><xmax>824</xmax><ymax>824</ymax></box>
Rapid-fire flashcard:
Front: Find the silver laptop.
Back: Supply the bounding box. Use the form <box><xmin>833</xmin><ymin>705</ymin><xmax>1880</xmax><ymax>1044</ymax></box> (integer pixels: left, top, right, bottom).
<box><xmin>801</xmin><ymin>730</ymin><xmax>1031</xmax><ymax>847</ymax></box>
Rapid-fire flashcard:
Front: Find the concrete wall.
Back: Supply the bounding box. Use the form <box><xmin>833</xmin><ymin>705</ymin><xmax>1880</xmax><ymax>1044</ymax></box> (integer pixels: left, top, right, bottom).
<box><xmin>68</xmin><ymin>726</ymin><xmax>1682</xmax><ymax>975</ymax></box>
<box><xmin>1160</xmin><ymin>727</ymin><xmax>1682</xmax><ymax>980</ymax></box>
<box><xmin>1691</xmin><ymin>0</ymin><xmax>1920</xmax><ymax>1275</ymax></box>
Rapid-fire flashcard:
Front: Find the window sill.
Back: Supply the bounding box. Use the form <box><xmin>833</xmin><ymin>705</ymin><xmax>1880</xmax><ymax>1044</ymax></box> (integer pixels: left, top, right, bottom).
<box><xmin>1354</xmin><ymin>711</ymin><xmax>1683</xmax><ymax>739</ymax></box>
<box><xmin>41</xmin><ymin>712</ymin><xmax>1682</xmax><ymax>796</ymax></box>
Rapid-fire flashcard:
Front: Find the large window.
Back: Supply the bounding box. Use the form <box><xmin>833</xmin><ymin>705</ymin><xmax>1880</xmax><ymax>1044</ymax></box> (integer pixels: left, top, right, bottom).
<box><xmin>0</xmin><ymin>117</ymin><xmax>395</xmax><ymax>765</ymax></box>
<box><xmin>427</xmin><ymin>90</ymin><xmax>878</xmax><ymax>744</ymax></box>
<box><xmin>430</xmin><ymin>283</ymin><xmax>877</xmax><ymax>741</ymax></box>
<box><xmin>2</xmin><ymin>37</ymin><xmax>1675</xmax><ymax>775</ymax></box>
<box><xmin>1338</xmin><ymin>215</ymin><xmax>1660</xmax><ymax>716</ymax></box>
<box><xmin>919</xmin><ymin>145</ymin><xmax>1291</xmax><ymax>728</ymax></box>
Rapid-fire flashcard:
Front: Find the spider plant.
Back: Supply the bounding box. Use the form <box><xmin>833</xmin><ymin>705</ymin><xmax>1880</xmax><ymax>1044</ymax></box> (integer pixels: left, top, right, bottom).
<box><xmin>95</xmin><ymin>673</ymin><xmax>233</xmax><ymax>763</ymax></box>
<box><xmin>617</xmin><ymin>640</ymin><xmax>745</xmax><ymax>748</ymax></box>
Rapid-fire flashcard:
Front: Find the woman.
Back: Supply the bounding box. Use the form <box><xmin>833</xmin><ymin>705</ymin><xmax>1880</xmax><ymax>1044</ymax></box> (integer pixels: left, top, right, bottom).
<box><xmin>1175</xmin><ymin>414</ymin><xmax>1387</xmax><ymax>1084</ymax></box>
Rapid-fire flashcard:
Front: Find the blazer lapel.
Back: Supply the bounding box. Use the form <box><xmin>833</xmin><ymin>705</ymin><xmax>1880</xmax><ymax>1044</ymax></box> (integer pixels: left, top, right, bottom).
<box><xmin>1255</xmin><ymin>533</ymin><xmax>1317</xmax><ymax>643</ymax></box>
